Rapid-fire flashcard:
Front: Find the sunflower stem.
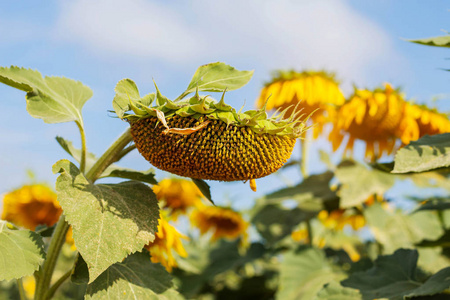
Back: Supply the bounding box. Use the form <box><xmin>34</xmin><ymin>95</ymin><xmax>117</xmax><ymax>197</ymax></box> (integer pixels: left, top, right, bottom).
<box><xmin>34</xmin><ymin>215</ymin><xmax>70</xmax><ymax>300</ymax></box>
<box><xmin>85</xmin><ymin>128</ymin><xmax>133</xmax><ymax>182</ymax></box>
<box><xmin>306</xmin><ymin>219</ymin><xmax>313</xmax><ymax>246</ymax></box>
<box><xmin>17</xmin><ymin>278</ymin><xmax>26</xmax><ymax>300</ymax></box>
<box><xmin>75</xmin><ymin>121</ymin><xmax>87</xmax><ymax>174</ymax></box>
<box><xmin>300</xmin><ymin>133</ymin><xmax>310</xmax><ymax>178</ymax></box>
<box><xmin>44</xmin><ymin>269</ymin><xmax>72</xmax><ymax>300</ymax></box>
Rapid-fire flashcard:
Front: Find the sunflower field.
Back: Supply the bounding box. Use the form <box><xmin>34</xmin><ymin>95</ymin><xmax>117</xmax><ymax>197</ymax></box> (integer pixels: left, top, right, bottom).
<box><xmin>1</xmin><ymin>35</ymin><xmax>450</xmax><ymax>300</ymax></box>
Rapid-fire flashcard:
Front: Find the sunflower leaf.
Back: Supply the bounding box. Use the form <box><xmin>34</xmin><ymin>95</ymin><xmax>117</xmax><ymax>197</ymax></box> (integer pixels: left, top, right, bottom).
<box><xmin>0</xmin><ymin>221</ymin><xmax>46</xmax><ymax>281</ymax></box>
<box><xmin>53</xmin><ymin>159</ymin><xmax>159</xmax><ymax>283</ymax></box>
<box><xmin>336</xmin><ymin>160</ymin><xmax>395</xmax><ymax>208</ymax></box>
<box><xmin>408</xmin><ymin>35</ymin><xmax>450</xmax><ymax>48</ymax></box>
<box><xmin>342</xmin><ymin>249</ymin><xmax>450</xmax><ymax>300</ymax></box>
<box><xmin>180</xmin><ymin>62</ymin><xmax>253</xmax><ymax>98</ymax></box>
<box><xmin>316</xmin><ymin>281</ymin><xmax>362</xmax><ymax>300</ymax></box>
<box><xmin>392</xmin><ymin>133</ymin><xmax>450</xmax><ymax>173</ymax></box>
<box><xmin>86</xmin><ymin>251</ymin><xmax>182</xmax><ymax>299</ymax></box>
<box><xmin>0</xmin><ymin>66</ymin><xmax>92</xmax><ymax>124</ymax></box>
<box><xmin>192</xmin><ymin>178</ymin><xmax>214</xmax><ymax>205</ymax></box>
<box><xmin>113</xmin><ymin>78</ymin><xmax>155</xmax><ymax>118</ymax></box>
<box><xmin>277</xmin><ymin>247</ymin><xmax>345</xmax><ymax>300</ymax></box>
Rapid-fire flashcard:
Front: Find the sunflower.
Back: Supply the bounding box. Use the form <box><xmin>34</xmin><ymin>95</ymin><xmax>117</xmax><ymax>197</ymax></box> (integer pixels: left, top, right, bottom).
<box><xmin>153</xmin><ymin>178</ymin><xmax>203</xmax><ymax>218</ymax></box>
<box><xmin>399</xmin><ymin>103</ymin><xmax>450</xmax><ymax>144</ymax></box>
<box><xmin>317</xmin><ymin>209</ymin><xmax>365</xmax><ymax>231</ymax></box>
<box><xmin>190</xmin><ymin>205</ymin><xmax>248</xmax><ymax>242</ymax></box>
<box><xmin>256</xmin><ymin>70</ymin><xmax>345</xmax><ymax>138</ymax></box>
<box><xmin>329</xmin><ymin>84</ymin><xmax>406</xmax><ymax>160</ymax></box>
<box><xmin>145</xmin><ymin>213</ymin><xmax>188</xmax><ymax>272</ymax></box>
<box><xmin>1</xmin><ymin>184</ymin><xmax>61</xmax><ymax>230</ymax></box>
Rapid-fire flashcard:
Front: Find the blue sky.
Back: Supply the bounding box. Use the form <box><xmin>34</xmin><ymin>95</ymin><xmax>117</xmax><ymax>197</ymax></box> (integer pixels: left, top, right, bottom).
<box><xmin>0</xmin><ymin>1</ymin><xmax>448</xmax><ymax>209</ymax></box>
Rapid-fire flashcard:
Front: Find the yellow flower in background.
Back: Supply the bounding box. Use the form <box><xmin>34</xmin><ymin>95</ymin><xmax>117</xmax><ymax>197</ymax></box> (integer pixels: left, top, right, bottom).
<box><xmin>1</xmin><ymin>184</ymin><xmax>61</xmax><ymax>230</ymax></box>
<box><xmin>329</xmin><ymin>84</ymin><xmax>406</xmax><ymax>160</ymax></box>
<box><xmin>291</xmin><ymin>228</ymin><xmax>309</xmax><ymax>243</ymax></box>
<box><xmin>65</xmin><ymin>227</ymin><xmax>77</xmax><ymax>251</ymax></box>
<box><xmin>22</xmin><ymin>276</ymin><xmax>36</xmax><ymax>299</ymax></box>
<box><xmin>256</xmin><ymin>70</ymin><xmax>345</xmax><ymax>138</ymax></box>
<box><xmin>399</xmin><ymin>103</ymin><xmax>450</xmax><ymax>144</ymax></box>
<box><xmin>190</xmin><ymin>205</ymin><xmax>248</xmax><ymax>242</ymax></box>
<box><xmin>318</xmin><ymin>209</ymin><xmax>365</xmax><ymax>231</ymax></box>
<box><xmin>153</xmin><ymin>178</ymin><xmax>203</xmax><ymax>218</ymax></box>
<box><xmin>145</xmin><ymin>213</ymin><xmax>188</xmax><ymax>272</ymax></box>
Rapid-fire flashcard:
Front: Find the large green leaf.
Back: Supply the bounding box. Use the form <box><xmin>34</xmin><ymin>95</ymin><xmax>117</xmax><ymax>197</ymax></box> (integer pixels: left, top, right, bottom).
<box><xmin>0</xmin><ymin>66</ymin><xmax>92</xmax><ymax>123</ymax></box>
<box><xmin>112</xmin><ymin>78</ymin><xmax>155</xmax><ymax>118</ymax></box>
<box><xmin>182</xmin><ymin>62</ymin><xmax>254</xmax><ymax>97</ymax></box>
<box><xmin>316</xmin><ymin>281</ymin><xmax>362</xmax><ymax>300</ymax></box>
<box><xmin>393</xmin><ymin>133</ymin><xmax>450</xmax><ymax>173</ymax></box>
<box><xmin>86</xmin><ymin>251</ymin><xmax>182</xmax><ymax>300</ymax></box>
<box><xmin>277</xmin><ymin>247</ymin><xmax>345</xmax><ymax>300</ymax></box>
<box><xmin>342</xmin><ymin>249</ymin><xmax>450</xmax><ymax>300</ymax></box>
<box><xmin>56</xmin><ymin>136</ymin><xmax>157</xmax><ymax>185</ymax></box>
<box><xmin>364</xmin><ymin>204</ymin><xmax>443</xmax><ymax>254</ymax></box>
<box><xmin>335</xmin><ymin>161</ymin><xmax>395</xmax><ymax>208</ymax></box>
<box><xmin>0</xmin><ymin>221</ymin><xmax>45</xmax><ymax>280</ymax></box>
<box><xmin>53</xmin><ymin>160</ymin><xmax>159</xmax><ymax>283</ymax></box>
<box><xmin>409</xmin><ymin>35</ymin><xmax>450</xmax><ymax>48</ymax></box>
<box><xmin>252</xmin><ymin>205</ymin><xmax>316</xmax><ymax>245</ymax></box>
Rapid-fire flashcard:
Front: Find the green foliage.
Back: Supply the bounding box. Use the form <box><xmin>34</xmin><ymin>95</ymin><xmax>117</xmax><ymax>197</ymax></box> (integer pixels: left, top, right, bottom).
<box><xmin>0</xmin><ymin>221</ymin><xmax>45</xmax><ymax>281</ymax></box>
<box><xmin>53</xmin><ymin>160</ymin><xmax>159</xmax><ymax>282</ymax></box>
<box><xmin>277</xmin><ymin>247</ymin><xmax>345</xmax><ymax>300</ymax></box>
<box><xmin>192</xmin><ymin>178</ymin><xmax>214</xmax><ymax>205</ymax></box>
<box><xmin>342</xmin><ymin>249</ymin><xmax>450</xmax><ymax>300</ymax></box>
<box><xmin>0</xmin><ymin>66</ymin><xmax>92</xmax><ymax>124</ymax></box>
<box><xmin>252</xmin><ymin>205</ymin><xmax>315</xmax><ymax>245</ymax></box>
<box><xmin>335</xmin><ymin>160</ymin><xmax>395</xmax><ymax>208</ymax></box>
<box><xmin>408</xmin><ymin>35</ymin><xmax>450</xmax><ymax>48</ymax></box>
<box><xmin>364</xmin><ymin>204</ymin><xmax>443</xmax><ymax>254</ymax></box>
<box><xmin>393</xmin><ymin>133</ymin><xmax>450</xmax><ymax>173</ymax></box>
<box><xmin>181</xmin><ymin>62</ymin><xmax>254</xmax><ymax>97</ymax></box>
<box><xmin>316</xmin><ymin>281</ymin><xmax>362</xmax><ymax>300</ymax></box>
<box><xmin>85</xmin><ymin>251</ymin><xmax>182</xmax><ymax>300</ymax></box>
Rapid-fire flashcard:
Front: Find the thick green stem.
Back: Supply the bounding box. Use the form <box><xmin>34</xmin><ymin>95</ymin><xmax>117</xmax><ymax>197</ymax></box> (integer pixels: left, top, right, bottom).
<box><xmin>306</xmin><ymin>219</ymin><xmax>313</xmax><ymax>246</ymax></box>
<box><xmin>86</xmin><ymin>128</ymin><xmax>133</xmax><ymax>182</ymax></box>
<box><xmin>44</xmin><ymin>269</ymin><xmax>72</xmax><ymax>300</ymax></box>
<box><xmin>34</xmin><ymin>215</ymin><xmax>70</xmax><ymax>300</ymax></box>
<box><xmin>34</xmin><ymin>128</ymin><xmax>134</xmax><ymax>300</ymax></box>
<box><xmin>300</xmin><ymin>134</ymin><xmax>310</xmax><ymax>178</ymax></box>
<box><xmin>75</xmin><ymin>121</ymin><xmax>87</xmax><ymax>174</ymax></box>
<box><xmin>17</xmin><ymin>278</ymin><xmax>26</xmax><ymax>300</ymax></box>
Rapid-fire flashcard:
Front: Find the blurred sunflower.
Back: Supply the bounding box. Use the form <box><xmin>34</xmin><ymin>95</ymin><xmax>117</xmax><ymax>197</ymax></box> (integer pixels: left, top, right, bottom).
<box><xmin>153</xmin><ymin>178</ymin><xmax>203</xmax><ymax>219</ymax></box>
<box><xmin>22</xmin><ymin>276</ymin><xmax>36</xmax><ymax>299</ymax></box>
<box><xmin>256</xmin><ymin>70</ymin><xmax>345</xmax><ymax>138</ymax></box>
<box><xmin>145</xmin><ymin>213</ymin><xmax>188</xmax><ymax>272</ymax></box>
<box><xmin>399</xmin><ymin>103</ymin><xmax>450</xmax><ymax>144</ymax></box>
<box><xmin>190</xmin><ymin>205</ymin><xmax>248</xmax><ymax>242</ymax></box>
<box><xmin>1</xmin><ymin>184</ymin><xmax>61</xmax><ymax>230</ymax></box>
<box><xmin>329</xmin><ymin>84</ymin><xmax>406</xmax><ymax>160</ymax></box>
<box><xmin>317</xmin><ymin>209</ymin><xmax>365</xmax><ymax>231</ymax></box>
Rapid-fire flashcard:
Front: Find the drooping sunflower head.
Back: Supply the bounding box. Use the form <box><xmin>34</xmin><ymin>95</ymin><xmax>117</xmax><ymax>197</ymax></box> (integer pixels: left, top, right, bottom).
<box><xmin>113</xmin><ymin>63</ymin><xmax>308</xmax><ymax>186</ymax></box>
<box><xmin>145</xmin><ymin>213</ymin><xmax>188</xmax><ymax>272</ymax></box>
<box><xmin>329</xmin><ymin>83</ymin><xmax>406</xmax><ymax>160</ymax></box>
<box><xmin>190</xmin><ymin>205</ymin><xmax>248</xmax><ymax>242</ymax></box>
<box><xmin>256</xmin><ymin>70</ymin><xmax>345</xmax><ymax>138</ymax></box>
<box><xmin>153</xmin><ymin>178</ymin><xmax>203</xmax><ymax>218</ymax></box>
<box><xmin>399</xmin><ymin>103</ymin><xmax>450</xmax><ymax>144</ymax></box>
<box><xmin>1</xmin><ymin>184</ymin><xmax>61</xmax><ymax>230</ymax></box>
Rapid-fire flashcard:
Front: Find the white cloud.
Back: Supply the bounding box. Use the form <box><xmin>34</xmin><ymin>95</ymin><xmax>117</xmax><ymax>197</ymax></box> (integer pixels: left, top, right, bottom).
<box><xmin>56</xmin><ymin>0</ymin><xmax>403</xmax><ymax>86</ymax></box>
